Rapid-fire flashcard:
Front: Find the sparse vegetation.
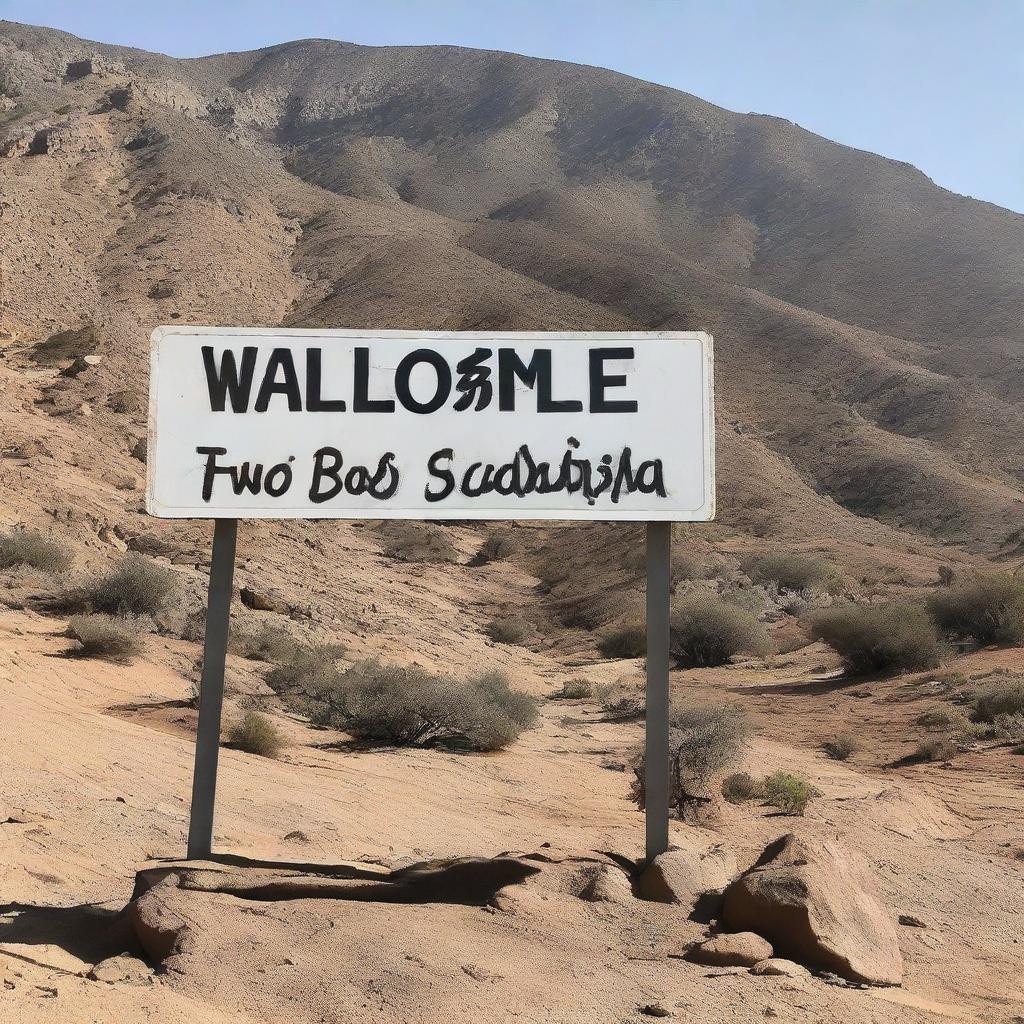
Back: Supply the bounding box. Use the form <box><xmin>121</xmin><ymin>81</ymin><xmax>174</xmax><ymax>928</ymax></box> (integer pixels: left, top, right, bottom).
<box><xmin>230</xmin><ymin>622</ymin><xmax>300</xmax><ymax>663</ymax></box>
<box><xmin>265</xmin><ymin>641</ymin><xmax>347</xmax><ymax>693</ymax></box>
<box><xmin>306</xmin><ymin>660</ymin><xmax>538</xmax><ymax>751</ymax></box>
<box><xmin>810</xmin><ymin>602</ymin><xmax>941</xmax><ymax>674</ymax></box>
<box><xmin>476</xmin><ymin>529</ymin><xmax>520</xmax><ymax>564</ymax></box>
<box><xmin>630</xmin><ymin>703</ymin><xmax>749</xmax><ymax>817</ymax></box>
<box><xmin>721</xmin><ymin>771</ymin><xmax>763</xmax><ymax>803</ymax></box>
<box><xmin>598</xmin><ymin>618</ymin><xmax>646</xmax><ymax>659</ymax></box>
<box><xmin>744</xmin><ymin>552</ymin><xmax>842</xmax><ymax>593</ymax></box>
<box><xmin>916</xmin><ymin>706</ymin><xmax>969</xmax><ymax>732</ymax></box>
<box><xmin>762</xmin><ymin>771</ymin><xmax>819</xmax><ymax>815</ymax></box>
<box><xmin>67</xmin><ymin>614</ymin><xmax>143</xmax><ymax>663</ymax></box>
<box><xmin>914</xmin><ymin>735</ymin><xmax>958</xmax><ymax>763</ymax></box>
<box><xmin>669</xmin><ymin>593</ymin><xmax>771</xmax><ymax>667</ymax></box>
<box><xmin>969</xmin><ymin>675</ymin><xmax>1024</xmax><ymax>723</ymax></box>
<box><xmin>550</xmin><ymin>678</ymin><xmax>593</xmax><ymax>699</ymax></box>
<box><xmin>599</xmin><ymin>686</ymin><xmax>646</xmax><ymax>721</ymax></box>
<box><xmin>928</xmin><ymin>573</ymin><xmax>1024</xmax><ymax>646</ymax></box>
<box><xmin>67</xmin><ymin>553</ymin><xmax>178</xmax><ymax>617</ymax></box>
<box><xmin>822</xmin><ymin>733</ymin><xmax>859</xmax><ymax>760</ymax></box>
<box><xmin>228</xmin><ymin>711</ymin><xmax>284</xmax><ymax>758</ymax></box>
<box><xmin>0</xmin><ymin>528</ymin><xmax>73</xmax><ymax>573</ymax></box>
<box><xmin>377</xmin><ymin>522</ymin><xmax>459</xmax><ymax>564</ymax></box>
<box><xmin>485</xmin><ymin>616</ymin><xmax>531</xmax><ymax>645</ymax></box>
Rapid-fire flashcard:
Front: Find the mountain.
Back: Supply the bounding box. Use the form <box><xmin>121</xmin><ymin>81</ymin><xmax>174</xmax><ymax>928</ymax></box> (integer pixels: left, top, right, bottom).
<box><xmin>2</xmin><ymin>19</ymin><xmax>1023</xmax><ymax>599</ymax></box>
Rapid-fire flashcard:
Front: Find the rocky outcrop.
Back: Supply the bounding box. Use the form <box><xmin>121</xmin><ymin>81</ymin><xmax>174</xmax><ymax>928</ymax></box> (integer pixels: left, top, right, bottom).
<box><xmin>722</xmin><ymin>834</ymin><xmax>903</xmax><ymax>986</ymax></box>
<box><xmin>637</xmin><ymin>843</ymin><xmax>736</xmax><ymax>914</ymax></box>
<box><xmin>687</xmin><ymin>931</ymin><xmax>773</xmax><ymax>968</ymax></box>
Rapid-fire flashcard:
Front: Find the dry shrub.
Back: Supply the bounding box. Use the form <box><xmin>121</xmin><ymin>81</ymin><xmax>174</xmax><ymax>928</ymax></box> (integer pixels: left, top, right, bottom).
<box><xmin>265</xmin><ymin>641</ymin><xmax>347</xmax><ymax>693</ymax></box>
<box><xmin>762</xmin><ymin>771</ymin><xmax>819</xmax><ymax>815</ymax></box>
<box><xmin>669</xmin><ymin>593</ymin><xmax>771</xmax><ymax>667</ymax></box>
<box><xmin>228</xmin><ymin>711</ymin><xmax>284</xmax><ymax>758</ymax></box>
<box><xmin>598</xmin><ymin>618</ymin><xmax>646</xmax><ymax>659</ymax></box>
<box><xmin>551</xmin><ymin>678</ymin><xmax>593</xmax><ymax>699</ymax></box>
<box><xmin>970</xmin><ymin>675</ymin><xmax>1024</xmax><ymax>723</ymax></box>
<box><xmin>485</xmin><ymin>616</ymin><xmax>531</xmax><ymax>645</ymax></box>
<box><xmin>67</xmin><ymin>613</ymin><xmax>143</xmax><ymax>663</ymax></box>
<box><xmin>721</xmin><ymin>771</ymin><xmax>763</xmax><ymax>803</ymax></box>
<box><xmin>916</xmin><ymin>705</ymin><xmax>969</xmax><ymax>731</ymax></box>
<box><xmin>810</xmin><ymin>602</ymin><xmax>941</xmax><ymax>675</ymax></box>
<box><xmin>670</xmin><ymin>550</ymin><xmax>702</xmax><ymax>584</ymax></box>
<box><xmin>599</xmin><ymin>683</ymin><xmax>646</xmax><ymax>721</ymax></box>
<box><xmin>307</xmin><ymin>660</ymin><xmax>538</xmax><ymax>751</ymax></box>
<box><xmin>231</xmin><ymin>622</ymin><xmax>299</xmax><ymax>663</ymax></box>
<box><xmin>630</xmin><ymin>703</ymin><xmax>748</xmax><ymax>818</ymax></box>
<box><xmin>928</xmin><ymin>574</ymin><xmax>1024</xmax><ymax>645</ymax></box>
<box><xmin>67</xmin><ymin>553</ymin><xmax>178</xmax><ymax>616</ymax></box>
<box><xmin>914</xmin><ymin>735</ymin><xmax>958</xmax><ymax>763</ymax></box>
<box><xmin>476</xmin><ymin>529</ymin><xmax>520</xmax><ymax>564</ymax></box>
<box><xmin>822</xmin><ymin>733</ymin><xmax>859</xmax><ymax>760</ymax></box>
<box><xmin>744</xmin><ymin>552</ymin><xmax>842</xmax><ymax>594</ymax></box>
<box><xmin>377</xmin><ymin>522</ymin><xmax>458</xmax><ymax>564</ymax></box>
<box><xmin>0</xmin><ymin>528</ymin><xmax>73</xmax><ymax>573</ymax></box>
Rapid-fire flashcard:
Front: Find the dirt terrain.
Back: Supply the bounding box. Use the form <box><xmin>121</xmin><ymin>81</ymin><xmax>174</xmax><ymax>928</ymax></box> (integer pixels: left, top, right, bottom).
<box><xmin>1</xmin><ymin>19</ymin><xmax>1023</xmax><ymax>1024</ymax></box>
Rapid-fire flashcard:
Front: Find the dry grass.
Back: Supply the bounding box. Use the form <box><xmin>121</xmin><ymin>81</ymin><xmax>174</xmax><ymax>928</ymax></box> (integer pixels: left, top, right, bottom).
<box><xmin>0</xmin><ymin>528</ymin><xmax>73</xmax><ymax>574</ymax></box>
<box><xmin>67</xmin><ymin>614</ymin><xmax>143</xmax><ymax>663</ymax></box>
<box><xmin>485</xmin><ymin>616</ymin><xmax>531</xmax><ymax>645</ymax></box>
<box><xmin>66</xmin><ymin>554</ymin><xmax>178</xmax><ymax>617</ymax></box>
<box><xmin>550</xmin><ymin>678</ymin><xmax>593</xmax><ymax>699</ymax></box>
<box><xmin>743</xmin><ymin>552</ymin><xmax>842</xmax><ymax>594</ymax></box>
<box><xmin>822</xmin><ymin>733</ymin><xmax>859</xmax><ymax>760</ymax></box>
<box><xmin>377</xmin><ymin>522</ymin><xmax>459</xmax><ymax>564</ymax></box>
<box><xmin>914</xmin><ymin>735</ymin><xmax>958</xmax><ymax>763</ymax></box>
<box><xmin>228</xmin><ymin>711</ymin><xmax>285</xmax><ymax>758</ymax></box>
<box><xmin>598</xmin><ymin>618</ymin><xmax>646</xmax><ymax>659</ymax></box>
<box><xmin>721</xmin><ymin>771</ymin><xmax>763</xmax><ymax>803</ymax></box>
<box><xmin>230</xmin><ymin>622</ymin><xmax>300</xmax><ymax>663</ymax></box>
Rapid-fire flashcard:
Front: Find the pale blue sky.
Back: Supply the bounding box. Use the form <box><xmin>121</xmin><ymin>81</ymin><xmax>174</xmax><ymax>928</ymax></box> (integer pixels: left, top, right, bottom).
<box><xmin>3</xmin><ymin>0</ymin><xmax>1021</xmax><ymax>212</ymax></box>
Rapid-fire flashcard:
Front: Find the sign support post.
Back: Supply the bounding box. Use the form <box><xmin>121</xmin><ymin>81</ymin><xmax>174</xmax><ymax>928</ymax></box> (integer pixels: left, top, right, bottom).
<box><xmin>186</xmin><ymin>517</ymin><xmax>238</xmax><ymax>860</ymax></box>
<box><xmin>645</xmin><ymin>521</ymin><xmax>671</xmax><ymax>862</ymax></box>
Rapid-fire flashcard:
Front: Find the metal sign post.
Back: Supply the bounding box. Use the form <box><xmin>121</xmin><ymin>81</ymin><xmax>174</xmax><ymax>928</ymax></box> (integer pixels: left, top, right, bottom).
<box><xmin>186</xmin><ymin>518</ymin><xmax>238</xmax><ymax>860</ymax></box>
<box><xmin>645</xmin><ymin>521</ymin><xmax>671</xmax><ymax>861</ymax></box>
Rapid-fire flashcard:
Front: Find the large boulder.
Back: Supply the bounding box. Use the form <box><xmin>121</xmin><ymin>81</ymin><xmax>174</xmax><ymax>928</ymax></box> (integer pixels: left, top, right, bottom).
<box><xmin>722</xmin><ymin>834</ymin><xmax>903</xmax><ymax>986</ymax></box>
<box><xmin>637</xmin><ymin>843</ymin><xmax>736</xmax><ymax>913</ymax></box>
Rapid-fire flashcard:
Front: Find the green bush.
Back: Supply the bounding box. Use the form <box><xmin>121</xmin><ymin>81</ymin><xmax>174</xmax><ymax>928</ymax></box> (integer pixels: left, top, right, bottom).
<box><xmin>669</xmin><ymin>593</ymin><xmax>771</xmax><ymax>667</ymax></box>
<box><xmin>598</xmin><ymin>618</ymin><xmax>646</xmax><ymax>659</ymax></box>
<box><xmin>377</xmin><ymin>522</ymin><xmax>459</xmax><ymax>564</ymax></box>
<box><xmin>822</xmin><ymin>733</ymin><xmax>859</xmax><ymax>761</ymax></box>
<box><xmin>762</xmin><ymin>771</ymin><xmax>819</xmax><ymax>815</ymax></box>
<box><xmin>306</xmin><ymin>660</ymin><xmax>538</xmax><ymax>751</ymax></box>
<box><xmin>485</xmin><ymin>616</ymin><xmax>531</xmax><ymax>645</ymax></box>
<box><xmin>69</xmin><ymin>553</ymin><xmax>178</xmax><ymax>616</ymax></box>
<box><xmin>631</xmin><ymin>703</ymin><xmax>748</xmax><ymax>817</ymax></box>
<box><xmin>228</xmin><ymin>711</ymin><xmax>284</xmax><ymax>758</ymax></box>
<box><xmin>550</xmin><ymin>678</ymin><xmax>593</xmax><ymax>699</ymax></box>
<box><xmin>914</xmin><ymin>735</ymin><xmax>958</xmax><ymax>763</ymax></box>
<box><xmin>928</xmin><ymin>574</ymin><xmax>1024</xmax><ymax>645</ymax></box>
<box><xmin>810</xmin><ymin>602</ymin><xmax>941</xmax><ymax>674</ymax></box>
<box><xmin>67</xmin><ymin>614</ymin><xmax>143</xmax><ymax>663</ymax></box>
<box><xmin>0</xmin><ymin>528</ymin><xmax>73</xmax><ymax>573</ymax></box>
<box><xmin>744</xmin><ymin>552</ymin><xmax>841</xmax><ymax>593</ymax></box>
<box><xmin>476</xmin><ymin>529</ymin><xmax>520</xmax><ymax>563</ymax></box>
<box><xmin>721</xmin><ymin>771</ymin><xmax>763</xmax><ymax>803</ymax></box>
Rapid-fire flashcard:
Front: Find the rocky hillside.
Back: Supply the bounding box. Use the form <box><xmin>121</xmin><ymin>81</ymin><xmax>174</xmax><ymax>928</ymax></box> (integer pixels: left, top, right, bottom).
<box><xmin>2</xmin><ymin>19</ymin><xmax>1023</xmax><ymax>620</ymax></box>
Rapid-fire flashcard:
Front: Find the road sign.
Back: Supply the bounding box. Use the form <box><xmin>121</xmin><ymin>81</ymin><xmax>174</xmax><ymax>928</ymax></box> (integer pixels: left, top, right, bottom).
<box><xmin>147</xmin><ymin>328</ymin><xmax>714</xmax><ymax>522</ymax></box>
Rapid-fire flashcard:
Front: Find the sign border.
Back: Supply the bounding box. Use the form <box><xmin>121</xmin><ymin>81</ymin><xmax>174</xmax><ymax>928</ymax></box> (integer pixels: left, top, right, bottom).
<box><xmin>146</xmin><ymin>326</ymin><xmax>715</xmax><ymax>522</ymax></box>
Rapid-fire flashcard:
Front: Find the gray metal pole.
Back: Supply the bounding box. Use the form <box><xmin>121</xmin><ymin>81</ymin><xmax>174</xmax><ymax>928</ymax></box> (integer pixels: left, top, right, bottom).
<box><xmin>645</xmin><ymin>521</ymin><xmax>672</xmax><ymax>862</ymax></box>
<box><xmin>186</xmin><ymin>518</ymin><xmax>238</xmax><ymax>860</ymax></box>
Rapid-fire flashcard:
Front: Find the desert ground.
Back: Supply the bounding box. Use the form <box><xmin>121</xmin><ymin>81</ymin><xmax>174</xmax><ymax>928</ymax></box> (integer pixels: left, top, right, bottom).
<box><xmin>2</xmin><ymin>18</ymin><xmax>1024</xmax><ymax>1024</ymax></box>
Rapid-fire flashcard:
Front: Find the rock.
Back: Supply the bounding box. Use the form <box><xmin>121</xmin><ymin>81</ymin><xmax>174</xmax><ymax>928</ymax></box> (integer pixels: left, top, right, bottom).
<box><xmin>87</xmin><ymin>954</ymin><xmax>152</xmax><ymax>985</ymax></box>
<box><xmin>687</xmin><ymin>931</ymin><xmax>773</xmax><ymax>968</ymax></box>
<box><xmin>639</xmin><ymin>1003</ymin><xmax>671</xmax><ymax>1017</ymax></box>
<box><xmin>128</xmin><ymin>879</ymin><xmax>193</xmax><ymax>962</ymax></box>
<box><xmin>898</xmin><ymin>914</ymin><xmax>927</xmax><ymax>928</ymax></box>
<box><xmin>751</xmin><ymin>958</ymin><xmax>811</xmax><ymax>978</ymax></box>
<box><xmin>637</xmin><ymin>843</ymin><xmax>736</xmax><ymax>911</ymax></box>
<box><xmin>239</xmin><ymin>587</ymin><xmax>287</xmax><ymax>613</ymax></box>
<box><xmin>722</xmin><ymin>833</ymin><xmax>903</xmax><ymax>986</ymax></box>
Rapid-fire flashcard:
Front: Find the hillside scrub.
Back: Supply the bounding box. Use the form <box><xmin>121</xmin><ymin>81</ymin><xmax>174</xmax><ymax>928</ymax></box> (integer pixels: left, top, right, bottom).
<box><xmin>669</xmin><ymin>593</ymin><xmax>771</xmax><ymax>667</ymax></box>
<box><xmin>230</xmin><ymin>622</ymin><xmax>300</xmax><ymax>663</ymax></box>
<box><xmin>67</xmin><ymin>613</ymin><xmax>143</xmax><ymax>663</ymax></box>
<box><xmin>265</xmin><ymin>641</ymin><xmax>347</xmax><ymax>693</ymax></box>
<box><xmin>810</xmin><ymin>602</ymin><xmax>941</xmax><ymax>674</ymax></box>
<box><xmin>928</xmin><ymin>574</ymin><xmax>1024</xmax><ymax>646</ymax></box>
<box><xmin>0</xmin><ymin>528</ymin><xmax>73</xmax><ymax>574</ymax></box>
<box><xmin>743</xmin><ymin>552</ymin><xmax>842</xmax><ymax>594</ymax></box>
<box><xmin>377</xmin><ymin>522</ymin><xmax>459</xmax><ymax>564</ymax></box>
<box><xmin>485</xmin><ymin>616</ymin><xmax>531</xmax><ymax>645</ymax></box>
<box><xmin>598</xmin><ymin>618</ymin><xmax>646</xmax><ymax>659</ymax></box>
<box><xmin>630</xmin><ymin>703</ymin><xmax>748</xmax><ymax>818</ymax></box>
<box><xmin>822</xmin><ymin>733</ymin><xmax>859</xmax><ymax>760</ymax></box>
<box><xmin>228</xmin><ymin>711</ymin><xmax>284</xmax><ymax>758</ymax></box>
<box><xmin>550</xmin><ymin>678</ymin><xmax>593</xmax><ymax>699</ymax></box>
<box><xmin>67</xmin><ymin>553</ymin><xmax>178</xmax><ymax>617</ymax></box>
<box><xmin>721</xmin><ymin>771</ymin><xmax>763</xmax><ymax>803</ymax></box>
<box><xmin>306</xmin><ymin>660</ymin><xmax>538</xmax><ymax>751</ymax></box>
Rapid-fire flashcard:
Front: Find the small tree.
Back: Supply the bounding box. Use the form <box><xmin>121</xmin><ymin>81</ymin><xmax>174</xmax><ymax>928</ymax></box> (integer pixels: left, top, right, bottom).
<box><xmin>810</xmin><ymin>602</ymin><xmax>941</xmax><ymax>674</ymax></box>
<box><xmin>669</xmin><ymin>593</ymin><xmax>771</xmax><ymax>667</ymax></box>
<box><xmin>630</xmin><ymin>703</ymin><xmax>748</xmax><ymax>818</ymax></box>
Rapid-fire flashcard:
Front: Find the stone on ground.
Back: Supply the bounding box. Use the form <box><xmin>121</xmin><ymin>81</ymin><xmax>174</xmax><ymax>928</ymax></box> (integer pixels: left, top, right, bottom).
<box><xmin>637</xmin><ymin>843</ymin><xmax>736</xmax><ymax>910</ymax></box>
<box><xmin>687</xmin><ymin>931</ymin><xmax>773</xmax><ymax>967</ymax></box>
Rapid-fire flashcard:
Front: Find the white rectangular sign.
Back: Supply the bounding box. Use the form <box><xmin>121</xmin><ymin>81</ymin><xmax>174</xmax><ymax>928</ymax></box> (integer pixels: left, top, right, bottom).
<box><xmin>146</xmin><ymin>328</ymin><xmax>714</xmax><ymax>521</ymax></box>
